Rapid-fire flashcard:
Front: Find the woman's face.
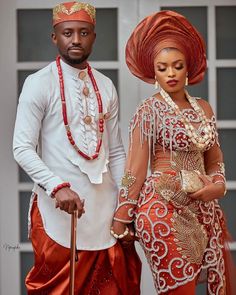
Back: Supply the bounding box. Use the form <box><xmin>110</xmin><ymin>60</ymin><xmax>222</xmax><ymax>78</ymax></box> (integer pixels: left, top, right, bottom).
<box><xmin>154</xmin><ymin>48</ymin><xmax>187</xmax><ymax>93</ymax></box>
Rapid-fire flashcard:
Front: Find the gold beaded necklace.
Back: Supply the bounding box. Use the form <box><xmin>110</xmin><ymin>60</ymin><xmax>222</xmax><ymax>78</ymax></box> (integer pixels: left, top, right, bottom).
<box><xmin>160</xmin><ymin>88</ymin><xmax>213</xmax><ymax>149</ymax></box>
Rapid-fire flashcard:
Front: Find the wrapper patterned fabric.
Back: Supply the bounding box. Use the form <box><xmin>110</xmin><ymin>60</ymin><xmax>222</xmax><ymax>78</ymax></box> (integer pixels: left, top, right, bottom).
<box><xmin>114</xmin><ymin>95</ymin><xmax>235</xmax><ymax>294</ymax></box>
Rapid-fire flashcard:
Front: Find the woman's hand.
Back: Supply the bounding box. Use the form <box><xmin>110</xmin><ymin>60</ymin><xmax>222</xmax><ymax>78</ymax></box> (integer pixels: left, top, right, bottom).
<box><xmin>111</xmin><ymin>220</ymin><xmax>137</xmax><ymax>244</ymax></box>
<box><xmin>189</xmin><ymin>174</ymin><xmax>226</xmax><ymax>202</ymax></box>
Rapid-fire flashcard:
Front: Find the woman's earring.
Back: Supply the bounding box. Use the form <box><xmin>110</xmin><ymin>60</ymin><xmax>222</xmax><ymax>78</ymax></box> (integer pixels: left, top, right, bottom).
<box><xmin>185</xmin><ymin>74</ymin><xmax>188</xmax><ymax>86</ymax></box>
<box><xmin>154</xmin><ymin>76</ymin><xmax>160</xmax><ymax>91</ymax></box>
<box><xmin>155</xmin><ymin>80</ymin><xmax>159</xmax><ymax>89</ymax></box>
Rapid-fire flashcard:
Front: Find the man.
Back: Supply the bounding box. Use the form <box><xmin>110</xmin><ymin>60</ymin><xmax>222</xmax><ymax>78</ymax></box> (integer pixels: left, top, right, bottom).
<box><xmin>13</xmin><ymin>2</ymin><xmax>141</xmax><ymax>294</ymax></box>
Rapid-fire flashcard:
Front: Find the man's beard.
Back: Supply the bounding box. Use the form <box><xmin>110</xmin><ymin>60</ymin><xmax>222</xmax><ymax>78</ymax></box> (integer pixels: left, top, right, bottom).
<box><xmin>60</xmin><ymin>50</ymin><xmax>90</xmax><ymax>65</ymax></box>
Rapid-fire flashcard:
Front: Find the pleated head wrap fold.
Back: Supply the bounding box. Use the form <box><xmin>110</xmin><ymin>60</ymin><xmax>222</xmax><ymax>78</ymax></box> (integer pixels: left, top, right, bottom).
<box><xmin>126</xmin><ymin>10</ymin><xmax>206</xmax><ymax>85</ymax></box>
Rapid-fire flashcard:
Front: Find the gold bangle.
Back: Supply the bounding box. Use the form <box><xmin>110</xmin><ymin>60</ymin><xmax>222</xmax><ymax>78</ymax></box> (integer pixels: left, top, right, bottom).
<box><xmin>214</xmin><ymin>181</ymin><xmax>227</xmax><ymax>196</ymax></box>
<box><xmin>110</xmin><ymin>226</ymin><xmax>129</xmax><ymax>239</ymax></box>
<box><xmin>113</xmin><ymin>217</ymin><xmax>133</xmax><ymax>224</ymax></box>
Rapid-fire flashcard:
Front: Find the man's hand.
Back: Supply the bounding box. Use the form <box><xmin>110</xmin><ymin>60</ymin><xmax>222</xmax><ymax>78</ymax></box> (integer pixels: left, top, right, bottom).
<box><xmin>54</xmin><ymin>187</ymin><xmax>85</xmax><ymax>218</ymax></box>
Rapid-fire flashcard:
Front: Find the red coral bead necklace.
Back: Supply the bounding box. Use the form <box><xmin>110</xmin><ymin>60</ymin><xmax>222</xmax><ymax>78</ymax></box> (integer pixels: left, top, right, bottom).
<box><xmin>56</xmin><ymin>55</ymin><xmax>104</xmax><ymax>160</ymax></box>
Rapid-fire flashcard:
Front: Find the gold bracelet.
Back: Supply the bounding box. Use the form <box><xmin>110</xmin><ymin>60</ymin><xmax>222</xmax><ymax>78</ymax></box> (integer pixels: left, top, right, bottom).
<box><xmin>113</xmin><ymin>217</ymin><xmax>133</xmax><ymax>224</ymax></box>
<box><xmin>214</xmin><ymin>181</ymin><xmax>227</xmax><ymax>196</ymax></box>
<box><xmin>110</xmin><ymin>226</ymin><xmax>129</xmax><ymax>239</ymax></box>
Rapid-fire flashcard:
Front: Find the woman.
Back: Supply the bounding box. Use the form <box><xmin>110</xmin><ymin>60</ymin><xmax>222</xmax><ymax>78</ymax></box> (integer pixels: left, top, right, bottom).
<box><xmin>110</xmin><ymin>10</ymin><xmax>235</xmax><ymax>295</ymax></box>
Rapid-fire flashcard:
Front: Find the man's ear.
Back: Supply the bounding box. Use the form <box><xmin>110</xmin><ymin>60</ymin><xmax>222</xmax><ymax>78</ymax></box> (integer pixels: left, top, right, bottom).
<box><xmin>51</xmin><ymin>32</ymin><xmax>57</xmax><ymax>45</ymax></box>
<box><xmin>93</xmin><ymin>32</ymin><xmax>97</xmax><ymax>43</ymax></box>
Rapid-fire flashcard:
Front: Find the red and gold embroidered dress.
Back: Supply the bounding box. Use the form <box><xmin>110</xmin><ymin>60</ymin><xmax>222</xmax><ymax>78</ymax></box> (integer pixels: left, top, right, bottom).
<box><xmin>114</xmin><ymin>94</ymin><xmax>235</xmax><ymax>294</ymax></box>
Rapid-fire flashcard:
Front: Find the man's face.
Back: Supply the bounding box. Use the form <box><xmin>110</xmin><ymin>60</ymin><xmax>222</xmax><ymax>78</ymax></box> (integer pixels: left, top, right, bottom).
<box><xmin>52</xmin><ymin>20</ymin><xmax>96</xmax><ymax>69</ymax></box>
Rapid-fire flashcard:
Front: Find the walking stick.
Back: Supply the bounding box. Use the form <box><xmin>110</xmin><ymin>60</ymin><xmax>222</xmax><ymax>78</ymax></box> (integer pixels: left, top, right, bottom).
<box><xmin>69</xmin><ymin>210</ymin><xmax>78</xmax><ymax>295</ymax></box>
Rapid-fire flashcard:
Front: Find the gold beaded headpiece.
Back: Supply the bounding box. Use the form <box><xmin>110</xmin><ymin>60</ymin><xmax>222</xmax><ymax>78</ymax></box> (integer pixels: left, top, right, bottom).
<box><xmin>53</xmin><ymin>1</ymin><xmax>96</xmax><ymax>27</ymax></box>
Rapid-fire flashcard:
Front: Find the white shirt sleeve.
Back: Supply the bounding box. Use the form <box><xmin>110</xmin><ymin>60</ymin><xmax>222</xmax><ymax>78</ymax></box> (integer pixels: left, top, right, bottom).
<box><xmin>13</xmin><ymin>75</ymin><xmax>64</xmax><ymax>196</ymax></box>
<box><xmin>106</xmin><ymin>84</ymin><xmax>126</xmax><ymax>186</ymax></box>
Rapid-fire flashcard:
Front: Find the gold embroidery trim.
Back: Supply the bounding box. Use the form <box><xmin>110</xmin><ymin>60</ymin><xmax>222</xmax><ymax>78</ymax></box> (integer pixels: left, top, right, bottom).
<box><xmin>171</xmin><ymin>150</ymin><xmax>205</xmax><ymax>173</ymax></box>
<box><xmin>53</xmin><ymin>3</ymin><xmax>96</xmax><ymax>22</ymax></box>
<box><xmin>173</xmin><ymin>209</ymin><xmax>208</xmax><ymax>265</ymax></box>
<box><xmin>217</xmin><ymin>162</ymin><xmax>225</xmax><ymax>175</ymax></box>
<box><xmin>154</xmin><ymin>173</ymin><xmax>191</xmax><ymax>206</ymax></box>
<box><xmin>121</xmin><ymin>171</ymin><xmax>136</xmax><ymax>188</ymax></box>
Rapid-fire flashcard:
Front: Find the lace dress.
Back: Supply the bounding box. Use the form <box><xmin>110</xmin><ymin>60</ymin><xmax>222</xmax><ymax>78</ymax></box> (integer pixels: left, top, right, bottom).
<box><xmin>115</xmin><ymin>96</ymin><xmax>232</xmax><ymax>294</ymax></box>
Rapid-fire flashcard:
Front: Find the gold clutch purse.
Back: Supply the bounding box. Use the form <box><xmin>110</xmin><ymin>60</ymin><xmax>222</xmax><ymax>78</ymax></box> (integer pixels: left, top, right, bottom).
<box><xmin>179</xmin><ymin>170</ymin><xmax>204</xmax><ymax>193</ymax></box>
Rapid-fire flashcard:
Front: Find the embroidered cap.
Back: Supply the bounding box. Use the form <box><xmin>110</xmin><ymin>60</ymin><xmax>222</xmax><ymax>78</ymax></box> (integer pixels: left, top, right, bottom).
<box><xmin>53</xmin><ymin>1</ymin><xmax>96</xmax><ymax>27</ymax></box>
<box><xmin>126</xmin><ymin>10</ymin><xmax>206</xmax><ymax>85</ymax></box>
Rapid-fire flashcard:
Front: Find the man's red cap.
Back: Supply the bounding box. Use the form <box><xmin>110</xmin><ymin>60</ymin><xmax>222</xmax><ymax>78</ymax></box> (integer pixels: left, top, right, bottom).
<box><xmin>53</xmin><ymin>2</ymin><xmax>96</xmax><ymax>27</ymax></box>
